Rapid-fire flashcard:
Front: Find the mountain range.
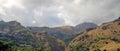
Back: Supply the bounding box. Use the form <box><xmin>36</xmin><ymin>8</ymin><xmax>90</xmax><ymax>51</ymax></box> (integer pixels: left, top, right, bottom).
<box><xmin>1</xmin><ymin>17</ymin><xmax>120</xmax><ymax>51</ymax></box>
<box><xmin>0</xmin><ymin>20</ymin><xmax>97</xmax><ymax>51</ymax></box>
<box><xmin>27</xmin><ymin>22</ymin><xmax>97</xmax><ymax>41</ymax></box>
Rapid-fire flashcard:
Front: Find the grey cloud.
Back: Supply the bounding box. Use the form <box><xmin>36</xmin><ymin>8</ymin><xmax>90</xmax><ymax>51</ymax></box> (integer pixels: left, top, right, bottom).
<box><xmin>0</xmin><ymin>18</ymin><xmax>2</xmax><ymax>21</ymax></box>
<box><xmin>38</xmin><ymin>15</ymin><xmax>65</xmax><ymax>27</ymax></box>
<box><xmin>1</xmin><ymin>7</ymin><xmax>35</xmax><ymax>26</ymax></box>
<box><xmin>60</xmin><ymin>0</ymin><xmax>120</xmax><ymax>25</ymax></box>
<box><xmin>21</xmin><ymin>0</ymin><xmax>60</xmax><ymax>10</ymax></box>
<box><xmin>0</xmin><ymin>0</ymin><xmax>120</xmax><ymax>27</ymax></box>
<box><xmin>0</xmin><ymin>3</ymin><xmax>65</xmax><ymax>27</ymax></box>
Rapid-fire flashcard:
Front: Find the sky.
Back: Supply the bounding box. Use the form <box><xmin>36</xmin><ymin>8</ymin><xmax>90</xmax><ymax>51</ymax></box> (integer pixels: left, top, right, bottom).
<box><xmin>0</xmin><ymin>0</ymin><xmax>120</xmax><ymax>27</ymax></box>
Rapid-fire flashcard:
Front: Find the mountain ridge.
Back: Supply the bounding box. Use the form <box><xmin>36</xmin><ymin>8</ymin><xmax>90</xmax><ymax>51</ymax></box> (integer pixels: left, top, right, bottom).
<box><xmin>27</xmin><ymin>22</ymin><xmax>97</xmax><ymax>41</ymax></box>
<box><xmin>0</xmin><ymin>20</ymin><xmax>98</xmax><ymax>51</ymax></box>
<box><xmin>0</xmin><ymin>20</ymin><xmax>66</xmax><ymax>51</ymax></box>
<box><xmin>68</xmin><ymin>17</ymin><xmax>120</xmax><ymax>51</ymax></box>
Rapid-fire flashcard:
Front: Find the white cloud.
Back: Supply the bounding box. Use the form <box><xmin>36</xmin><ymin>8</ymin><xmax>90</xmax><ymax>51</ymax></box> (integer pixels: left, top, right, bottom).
<box><xmin>0</xmin><ymin>0</ymin><xmax>24</xmax><ymax>8</ymax></box>
<box><xmin>73</xmin><ymin>0</ymin><xmax>81</xmax><ymax>5</ymax></box>
<box><xmin>58</xmin><ymin>5</ymin><xmax>64</xmax><ymax>10</ymax></box>
<box><xmin>32</xmin><ymin>20</ymin><xmax>36</xmax><ymax>24</ymax></box>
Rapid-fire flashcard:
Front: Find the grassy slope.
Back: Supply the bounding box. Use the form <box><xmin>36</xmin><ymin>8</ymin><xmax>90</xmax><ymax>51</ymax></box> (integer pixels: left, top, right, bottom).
<box><xmin>68</xmin><ymin>19</ymin><xmax>120</xmax><ymax>51</ymax></box>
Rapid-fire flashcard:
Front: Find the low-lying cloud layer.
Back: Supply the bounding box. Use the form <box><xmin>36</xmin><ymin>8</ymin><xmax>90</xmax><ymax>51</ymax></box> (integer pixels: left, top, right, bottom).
<box><xmin>0</xmin><ymin>0</ymin><xmax>120</xmax><ymax>27</ymax></box>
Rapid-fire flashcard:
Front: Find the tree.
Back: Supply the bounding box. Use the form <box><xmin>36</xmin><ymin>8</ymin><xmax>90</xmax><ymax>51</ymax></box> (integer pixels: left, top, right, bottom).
<box><xmin>0</xmin><ymin>41</ymin><xmax>11</xmax><ymax>51</ymax></box>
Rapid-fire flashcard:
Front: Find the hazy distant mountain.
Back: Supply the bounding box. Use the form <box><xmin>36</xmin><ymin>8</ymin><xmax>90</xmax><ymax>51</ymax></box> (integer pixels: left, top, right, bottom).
<box><xmin>74</xmin><ymin>22</ymin><xmax>97</xmax><ymax>32</ymax></box>
<box><xmin>68</xmin><ymin>17</ymin><xmax>120</xmax><ymax>51</ymax></box>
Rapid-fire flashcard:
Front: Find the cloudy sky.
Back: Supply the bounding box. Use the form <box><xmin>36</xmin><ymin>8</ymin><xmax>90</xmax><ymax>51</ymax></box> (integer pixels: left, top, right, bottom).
<box><xmin>0</xmin><ymin>0</ymin><xmax>120</xmax><ymax>27</ymax></box>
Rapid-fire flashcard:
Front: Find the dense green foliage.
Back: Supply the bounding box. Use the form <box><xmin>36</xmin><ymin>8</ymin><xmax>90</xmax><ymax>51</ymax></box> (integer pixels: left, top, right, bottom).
<box><xmin>69</xmin><ymin>45</ymin><xmax>89</xmax><ymax>51</ymax></box>
<box><xmin>0</xmin><ymin>41</ymin><xmax>11</xmax><ymax>51</ymax></box>
<box><xmin>0</xmin><ymin>40</ymin><xmax>50</xmax><ymax>51</ymax></box>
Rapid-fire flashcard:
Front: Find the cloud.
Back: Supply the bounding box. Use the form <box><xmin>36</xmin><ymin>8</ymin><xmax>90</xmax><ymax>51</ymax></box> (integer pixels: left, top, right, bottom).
<box><xmin>21</xmin><ymin>0</ymin><xmax>56</xmax><ymax>8</ymax></box>
<box><xmin>0</xmin><ymin>0</ymin><xmax>65</xmax><ymax>27</ymax></box>
<box><xmin>58</xmin><ymin>0</ymin><xmax>120</xmax><ymax>25</ymax></box>
<box><xmin>0</xmin><ymin>0</ymin><xmax>120</xmax><ymax>27</ymax></box>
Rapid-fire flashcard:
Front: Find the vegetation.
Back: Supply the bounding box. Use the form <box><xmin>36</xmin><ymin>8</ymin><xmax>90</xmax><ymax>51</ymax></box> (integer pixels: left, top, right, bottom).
<box><xmin>1</xmin><ymin>17</ymin><xmax>120</xmax><ymax>51</ymax></box>
<box><xmin>0</xmin><ymin>21</ymin><xmax>66</xmax><ymax>51</ymax></box>
<box><xmin>69</xmin><ymin>45</ymin><xmax>89</xmax><ymax>51</ymax></box>
<box><xmin>68</xmin><ymin>17</ymin><xmax>120</xmax><ymax>51</ymax></box>
<box><xmin>0</xmin><ymin>41</ymin><xmax>11</xmax><ymax>51</ymax></box>
<box><xmin>11</xmin><ymin>47</ymin><xmax>43</xmax><ymax>51</ymax></box>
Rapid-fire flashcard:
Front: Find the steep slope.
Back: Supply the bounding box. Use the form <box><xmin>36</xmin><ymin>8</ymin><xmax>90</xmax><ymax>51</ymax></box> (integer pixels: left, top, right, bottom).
<box><xmin>68</xmin><ymin>17</ymin><xmax>120</xmax><ymax>51</ymax></box>
<box><xmin>0</xmin><ymin>21</ymin><xmax>66</xmax><ymax>51</ymax></box>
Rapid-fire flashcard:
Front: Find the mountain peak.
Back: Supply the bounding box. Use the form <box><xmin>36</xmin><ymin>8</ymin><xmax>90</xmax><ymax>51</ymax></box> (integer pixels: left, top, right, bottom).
<box><xmin>74</xmin><ymin>22</ymin><xmax>97</xmax><ymax>32</ymax></box>
<box><xmin>76</xmin><ymin>22</ymin><xmax>97</xmax><ymax>27</ymax></box>
<box><xmin>114</xmin><ymin>17</ymin><xmax>120</xmax><ymax>22</ymax></box>
<box><xmin>7</xmin><ymin>21</ymin><xmax>21</xmax><ymax>26</ymax></box>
